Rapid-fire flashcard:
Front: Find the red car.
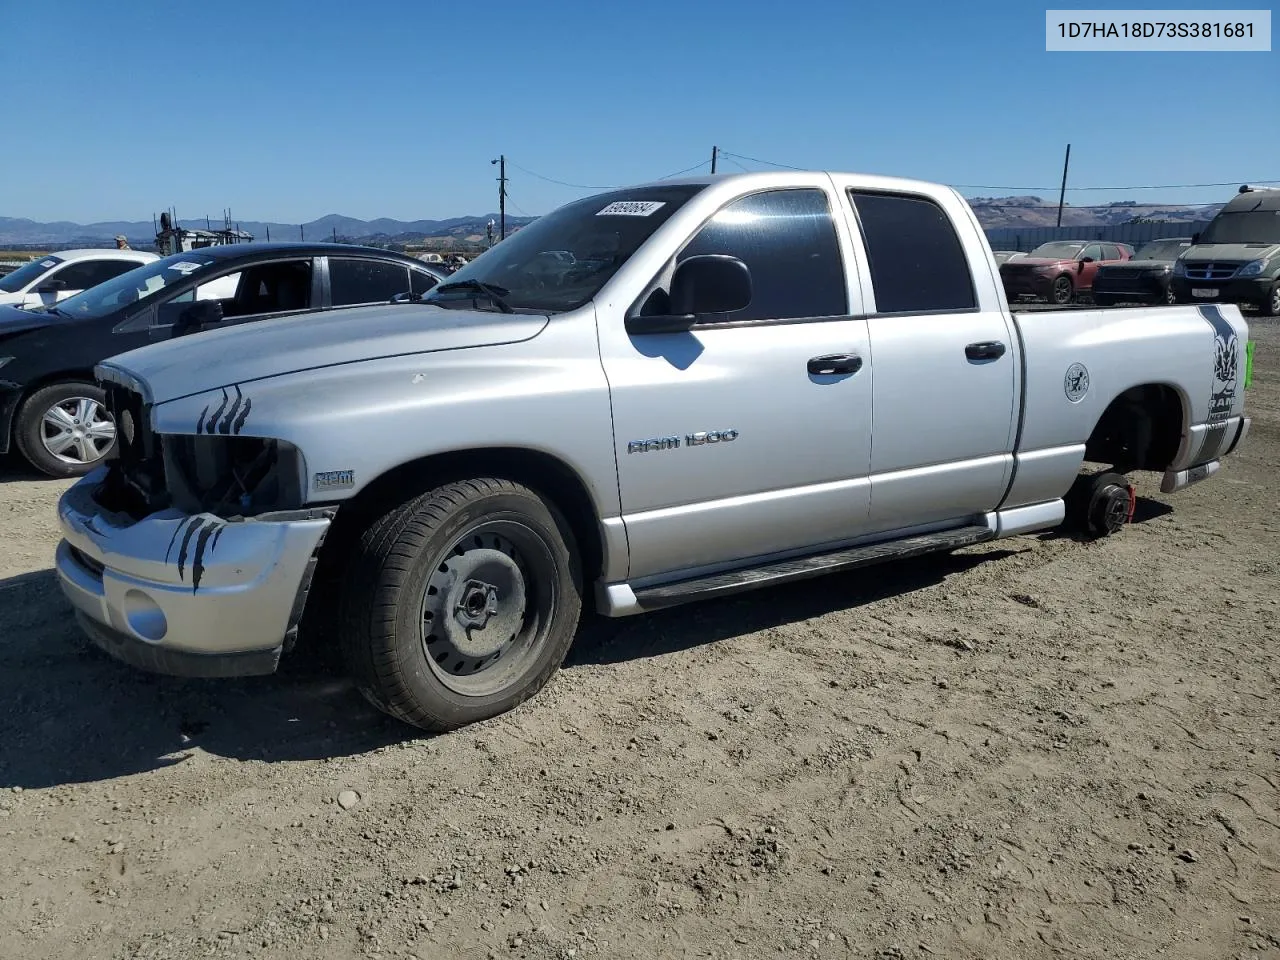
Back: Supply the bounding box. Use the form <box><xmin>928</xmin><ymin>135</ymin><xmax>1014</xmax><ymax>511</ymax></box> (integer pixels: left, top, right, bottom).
<box><xmin>999</xmin><ymin>241</ymin><xmax>1134</xmax><ymax>305</ymax></box>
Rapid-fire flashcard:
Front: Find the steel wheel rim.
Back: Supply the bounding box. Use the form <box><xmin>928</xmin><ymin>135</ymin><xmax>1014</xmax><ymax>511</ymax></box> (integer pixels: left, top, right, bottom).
<box><xmin>40</xmin><ymin>397</ymin><xmax>116</xmax><ymax>464</ymax></box>
<box><xmin>1095</xmin><ymin>484</ymin><xmax>1129</xmax><ymax>534</ymax></box>
<box><xmin>1271</xmin><ymin>286</ymin><xmax>1280</xmax><ymax>314</ymax></box>
<box><xmin>418</xmin><ymin>518</ymin><xmax>557</xmax><ymax>697</ymax></box>
<box><xmin>1165</xmin><ymin>285</ymin><xmax>1177</xmax><ymax>304</ymax></box>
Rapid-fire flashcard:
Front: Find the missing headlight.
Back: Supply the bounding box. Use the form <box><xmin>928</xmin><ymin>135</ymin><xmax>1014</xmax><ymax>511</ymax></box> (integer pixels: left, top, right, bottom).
<box><xmin>164</xmin><ymin>435</ymin><xmax>305</xmax><ymax>517</ymax></box>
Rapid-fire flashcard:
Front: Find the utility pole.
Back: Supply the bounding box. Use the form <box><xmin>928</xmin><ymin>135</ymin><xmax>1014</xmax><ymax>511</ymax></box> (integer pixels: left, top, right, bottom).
<box><xmin>1055</xmin><ymin>143</ymin><xmax>1071</xmax><ymax>228</ymax></box>
<box><xmin>491</xmin><ymin>155</ymin><xmax>507</xmax><ymax>240</ymax></box>
<box><xmin>300</xmin><ymin>224</ymin><xmax>305</xmax><ymax>241</ymax></box>
<box><xmin>711</xmin><ymin>145</ymin><xmax>718</xmax><ymax>174</ymax></box>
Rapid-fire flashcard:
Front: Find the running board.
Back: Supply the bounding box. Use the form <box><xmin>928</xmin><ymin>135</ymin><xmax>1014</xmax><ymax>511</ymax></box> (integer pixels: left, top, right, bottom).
<box><xmin>631</xmin><ymin>524</ymin><xmax>996</xmax><ymax>611</ymax></box>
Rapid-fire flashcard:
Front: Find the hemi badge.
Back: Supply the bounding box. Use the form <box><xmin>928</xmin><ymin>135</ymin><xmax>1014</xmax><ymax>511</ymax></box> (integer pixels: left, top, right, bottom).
<box><xmin>313</xmin><ymin>470</ymin><xmax>355</xmax><ymax>491</ymax></box>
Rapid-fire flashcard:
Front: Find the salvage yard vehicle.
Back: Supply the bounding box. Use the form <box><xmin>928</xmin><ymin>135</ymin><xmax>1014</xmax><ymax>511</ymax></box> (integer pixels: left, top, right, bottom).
<box><xmin>53</xmin><ymin>171</ymin><xmax>1252</xmax><ymax>733</ymax></box>
<box><xmin>999</xmin><ymin>239</ymin><xmax>1133</xmax><ymax>304</ymax></box>
<box><xmin>0</xmin><ymin>243</ymin><xmax>448</xmax><ymax>477</ymax></box>
<box><xmin>0</xmin><ymin>248</ymin><xmax>158</xmax><ymax>309</ymax></box>
<box><xmin>1091</xmin><ymin>237</ymin><xmax>1191</xmax><ymax>306</ymax></box>
<box><xmin>1170</xmin><ymin>186</ymin><xmax>1280</xmax><ymax>317</ymax></box>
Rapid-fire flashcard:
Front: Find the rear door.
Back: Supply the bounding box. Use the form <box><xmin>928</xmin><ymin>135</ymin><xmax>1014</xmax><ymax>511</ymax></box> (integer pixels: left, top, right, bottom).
<box><xmin>836</xmin><ymin>184</ymin><xmax>1018</xmax><ymax>534</ymax></box>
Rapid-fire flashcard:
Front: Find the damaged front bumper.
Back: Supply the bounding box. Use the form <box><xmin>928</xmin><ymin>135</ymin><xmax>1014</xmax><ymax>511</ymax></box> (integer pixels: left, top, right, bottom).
<box><xmin>55</xmin><ymin>467</ymin><xmax>331</xmax><ymax>678</ymax></box>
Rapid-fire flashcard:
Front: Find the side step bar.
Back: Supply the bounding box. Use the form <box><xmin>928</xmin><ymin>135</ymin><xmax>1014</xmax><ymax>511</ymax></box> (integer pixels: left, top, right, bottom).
<box><xmin>632</xmin><ymin>523</ymin><xmax>995</xmax><ymax>611</ymax></box>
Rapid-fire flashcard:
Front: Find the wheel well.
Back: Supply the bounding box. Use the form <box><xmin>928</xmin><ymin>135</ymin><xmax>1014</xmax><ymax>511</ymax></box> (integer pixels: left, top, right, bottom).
<box><xmin>1084</xmin><ymin>384</ymin><xmax>1185</xmax><ymax>472</ymax></box>
<box><xmin>318</xmin><ymin>447</ymin><xmax>605</xmax><ymax>598</ymax></box>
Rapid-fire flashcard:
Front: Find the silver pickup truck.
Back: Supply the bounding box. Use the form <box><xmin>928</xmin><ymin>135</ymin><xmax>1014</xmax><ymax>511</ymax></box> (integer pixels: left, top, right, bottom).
<box><xmin>53</xmin><ymin>171</ymin><xmax>1253</xmax><ymax>732</ymax></box>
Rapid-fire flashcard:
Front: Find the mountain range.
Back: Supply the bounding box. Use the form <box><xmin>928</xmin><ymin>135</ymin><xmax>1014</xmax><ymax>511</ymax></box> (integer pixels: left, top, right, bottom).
<box><xmin>0</xmin><ymin>197</ymin><xmax>1225</xmax><ymax>247</ymax></box>
<box><xmin>0</xmin><ymin>213</ymin><xmax>538</xmax><ymax>248</ymax></box>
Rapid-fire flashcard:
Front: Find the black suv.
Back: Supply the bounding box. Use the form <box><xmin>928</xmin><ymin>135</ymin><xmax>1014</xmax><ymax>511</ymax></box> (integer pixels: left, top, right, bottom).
<box><xmin>0</xmin><ymin>242</ymin><xmax>447</xmax><ymax>477</ymax></box>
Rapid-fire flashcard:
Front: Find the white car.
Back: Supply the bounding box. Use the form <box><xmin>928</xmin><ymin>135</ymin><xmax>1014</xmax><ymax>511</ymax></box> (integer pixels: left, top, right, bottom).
<box><xmin>0</xmin><ymin>248</ymin><xmax>158</xmax><ymax>309</ymax></box>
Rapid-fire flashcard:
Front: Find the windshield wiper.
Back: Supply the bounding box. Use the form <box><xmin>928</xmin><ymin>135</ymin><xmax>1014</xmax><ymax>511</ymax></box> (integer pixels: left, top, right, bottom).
<box><xmin>431</xmin><ymin>279</ymin><xmax>514</xmax><ymax>314</ymax></box>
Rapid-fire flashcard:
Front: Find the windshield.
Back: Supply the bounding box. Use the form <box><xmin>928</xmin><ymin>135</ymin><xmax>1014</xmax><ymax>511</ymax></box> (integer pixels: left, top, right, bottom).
<box><xmin>54</xmin><ymin>251</ymin><xmax>218</xmax><ymax>319</ymax></box>
<box><xmin>424</xmin><ymin>184</ymin><xmax>708</xmax><ymax>313</ymax></box>
<box><xmin>1199</xmin><ymin>210</ymin><xmax>1280</xmax><ymax>245</ymax></box>
<box><xmin>0</xmin><ymin>255</ymin><xmax>63</xmax><ymax>293</ymax></box>
<box><xmin>1028</xmin><ymin>242</ymin><xmax>1087</xmax><ymax>259</ymax></box>
<box><xmin>1134</xmin><ymin>239</ymin><xmax>1190</xmax><ymax>260</ymax></box>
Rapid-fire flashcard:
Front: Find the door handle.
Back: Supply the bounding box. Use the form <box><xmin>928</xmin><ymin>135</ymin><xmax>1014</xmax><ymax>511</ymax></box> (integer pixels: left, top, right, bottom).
<box><xmin>808</xmin><ymin>353</ymin><xmax>863</xmax><ymax>375</ymax></box>
<box><xmin>965</xmin><ymin>341</ymin><xmax>1006</xmax><ymax>361</ymax></box>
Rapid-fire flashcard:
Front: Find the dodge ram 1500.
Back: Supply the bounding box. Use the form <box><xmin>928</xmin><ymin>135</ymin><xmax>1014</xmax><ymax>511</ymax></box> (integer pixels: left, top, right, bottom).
<box><xmin>53</xmin><ymin>171</ymin><xmax>1253</xmax><ymax>732</ymax></box>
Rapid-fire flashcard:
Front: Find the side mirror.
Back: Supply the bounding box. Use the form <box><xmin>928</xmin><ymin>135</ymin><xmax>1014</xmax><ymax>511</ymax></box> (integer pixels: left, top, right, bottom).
<box><xmin>625</xmin><ymin>255</ymin><xmax>752</xmax><ymax>335</ymax></box>
<box><xmin>1080</xmin><ymin>256</ymin><xmax>1095</xmax><ymax>264</ymax></box>
<box><xmin>159</xmin><ymin>299</ymin><xmax>224</xmax><ymax>338</ymax></box>
<box><xmin>36</xmin><ymin>279</ymin><xmax>67</xmax><ymax>294</ymax></box>
<box><xmin>390</xmin><ymin>290</ymin><xmax>423</xmax><ymax>304</ymax></box>
<box><xmin>1191</xmin><ymin>232</ymin><xmax>1201</xmax><ymax>245</ymax></box>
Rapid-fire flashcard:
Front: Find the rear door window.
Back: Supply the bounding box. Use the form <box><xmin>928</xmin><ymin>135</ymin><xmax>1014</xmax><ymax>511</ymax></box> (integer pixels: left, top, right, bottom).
<box><xmin>330</xmin><ymin>259</ymin><xmax>411</xmax><ymax>306</ymax></box>
<box><xmin>848</xmin><ymin>191</ymin><xmax>977</xmax><ymax>313</ymax></box>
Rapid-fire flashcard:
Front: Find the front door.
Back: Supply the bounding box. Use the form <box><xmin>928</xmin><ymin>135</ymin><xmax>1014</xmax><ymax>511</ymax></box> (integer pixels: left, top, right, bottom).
<box><xmin>839</xmin><ymin>186</ymin><xmax>1018</xmax><ymax>534</ymax></box>
<box><xmin>599</xmin><ymin>185</ymin><xmax>874</xmax><ymax>582</ymax></box>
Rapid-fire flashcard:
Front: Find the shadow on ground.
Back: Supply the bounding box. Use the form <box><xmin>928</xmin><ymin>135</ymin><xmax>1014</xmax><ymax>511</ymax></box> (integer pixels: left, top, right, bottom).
<box><xmin>0</xmin><ymin>453</ymin><xmax>48</xmax><ymax>484</ymax></box>
<box><xmin>0</xmin><ymin>546</ymin><xmax>1017</xmax><ymax>790</ymax></box>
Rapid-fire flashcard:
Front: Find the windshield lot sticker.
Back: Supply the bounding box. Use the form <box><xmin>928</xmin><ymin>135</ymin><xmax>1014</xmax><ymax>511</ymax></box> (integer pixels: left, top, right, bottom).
<box><xmin>1198</xmin><ymin>305</ymin><xmax>1239</xmax><ymax>423</ymax></box>
<box><xmin>1064</xmin><ymin>363</ymin><xmax>1089</xmax><ymax>403</ymax></box>
<box><xmin>41</xmin><ymin>259</ymin><xmax>57</xmax><ymax>268</ymax></box>
<box><xmin>596</xmin><ymin>201</ymin><xmax>665</xmax><ymax>217</ymax></box>
<box><xmin>167</xmin><ymin>261</ymin><xmax>203</xmax><ymax>275</ymax></box>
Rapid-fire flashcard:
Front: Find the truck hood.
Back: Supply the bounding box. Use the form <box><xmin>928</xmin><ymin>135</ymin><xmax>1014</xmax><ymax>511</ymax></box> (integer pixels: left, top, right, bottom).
<box><xmin>99</xmin><ymin>303</ymin><xmax>550</xmax><ymax>404</ymax></box>
<box><xmin>1182</xmin><ymin>242</ymin><xmax>1280</xmax><ymax>263</ymax></box>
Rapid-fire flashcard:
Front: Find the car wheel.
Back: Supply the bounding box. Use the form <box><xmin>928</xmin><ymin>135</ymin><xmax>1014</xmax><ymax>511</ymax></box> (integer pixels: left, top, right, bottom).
<box><xmin>1260</xmin><ymin>282</ymin><xmax>1280</xmax><ymax>318</ymax></box>
<box><xmin>14</xmin><ymin>381</ymin><xmax>117</xmax><ymax>479</ymax></box>
<box><xmin>1051</xmin><ymin>275</ymin><xmax>1074</xmax><ymax>305</ymax></box>
<box><xmin>339</xmin><ymin>478</ymin><xmax>582</xmax><ymax>732</ymax></box>
<box><xmin>1093</xmin><ymin>293</ymin><xmax>1114</xmax><ymax>307</ymax></box>
<box><xmin>1164</xmin><ymin>283</ymin><xmax>1177</xmax><ymax>305</ymax></box>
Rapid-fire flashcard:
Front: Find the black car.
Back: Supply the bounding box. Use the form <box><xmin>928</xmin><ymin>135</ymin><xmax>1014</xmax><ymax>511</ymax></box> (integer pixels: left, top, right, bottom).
<box><xmin>1091</xmin><ymin>237</ymin><xmax>1191</xmax><ymax>307</ymax></box>
<box><xmin>0</xmin><ymin>242</ymin><xmax>448</xmax><ymax>478</ymax></box>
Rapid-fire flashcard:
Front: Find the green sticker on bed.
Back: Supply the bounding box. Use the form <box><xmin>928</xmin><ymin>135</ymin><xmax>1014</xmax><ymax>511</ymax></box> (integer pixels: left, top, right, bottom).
<box><xmin>1245</xmin><ymin>339</ymin><xmax>1254</xmax><ymax>390</ymax></box>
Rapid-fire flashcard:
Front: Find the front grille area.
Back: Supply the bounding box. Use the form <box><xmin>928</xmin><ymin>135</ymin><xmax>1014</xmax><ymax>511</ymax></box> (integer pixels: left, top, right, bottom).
<box><xmin>1184</xmin><ymin>262</ymin><xmax>1239</xmax><ymax>281</ymax></box>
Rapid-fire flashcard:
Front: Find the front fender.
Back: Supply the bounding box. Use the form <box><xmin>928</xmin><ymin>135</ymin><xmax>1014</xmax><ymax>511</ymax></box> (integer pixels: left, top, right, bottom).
<box><xmin>149</xmin><ymin>307</ymin><xmax>623</xmax><ymax>519</ymax></box>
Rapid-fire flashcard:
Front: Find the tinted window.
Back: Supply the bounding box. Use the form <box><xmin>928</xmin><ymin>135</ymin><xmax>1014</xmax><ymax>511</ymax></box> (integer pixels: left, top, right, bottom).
<box><xmin>1100</xmin><ymin>243</ymin><xmax>1121</xmax><ymax>261</ymax></box>
<box><xmin>411</xmin><ymin>268</ymin><xmax>440</xmax><ymax>295</ymax></box>
<box><xmin>222</xmin><ymin>259</ymin><xmax>313</xmax><ymax>317</ymax></box>
<box><xmin>676</xmin><ymin>188</ymin><xmax>846</xmax><ymax>322</ymax></box>
<box><xmin>331</xmin><ymin>259</ymin><xmax>411</xmax><ymax>306</ymax></box>
<box><xmin>48</xmin><ymin>259</ymin><xmax>138</xmax><ymax>291</ymax></box>
<box><xmin>0</xmin><ymin>256</ymin><xmax>62</xmax><ymax>293</ymax></box>
<box><xmin>849</xmin><ymin>191</ymin><xmax>976</xmax><ymax>313</ymax></box>
<box><xmin>1082</xmin><ymin>244</ymin><xmax>1104</xmax><ymax>261</ymax></box>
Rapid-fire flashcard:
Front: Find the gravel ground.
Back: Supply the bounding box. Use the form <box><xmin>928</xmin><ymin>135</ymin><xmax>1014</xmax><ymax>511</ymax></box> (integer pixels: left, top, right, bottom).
<box><xmin>1</xmin><ymin>322</ymin><xmax>1277</xmax><ymax>960</ymax></box>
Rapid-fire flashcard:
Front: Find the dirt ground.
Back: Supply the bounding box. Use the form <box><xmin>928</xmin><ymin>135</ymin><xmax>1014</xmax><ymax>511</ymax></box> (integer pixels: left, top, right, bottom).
<box><xmin>1</xmin><ymin>322</ymin><xmax>1277</xmax><ymax>960</ymax></box>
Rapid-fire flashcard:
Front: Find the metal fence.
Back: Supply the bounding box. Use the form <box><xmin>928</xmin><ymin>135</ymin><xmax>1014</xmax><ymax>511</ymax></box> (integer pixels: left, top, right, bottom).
<box><xmin>984</xmin><ymin>220</ymin><xmax>1214</xmax><ymax>253</ymax></box>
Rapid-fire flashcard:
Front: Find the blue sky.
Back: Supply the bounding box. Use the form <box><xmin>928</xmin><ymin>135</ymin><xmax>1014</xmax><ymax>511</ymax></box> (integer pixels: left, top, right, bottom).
<box><xmin>2</xmin><ymin>0</ymin><xmax>1274</xmax><ymax>223</ymax></box>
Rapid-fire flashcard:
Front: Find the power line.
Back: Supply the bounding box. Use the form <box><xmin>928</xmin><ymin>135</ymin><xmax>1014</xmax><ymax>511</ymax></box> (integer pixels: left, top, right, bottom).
<box><xmin>718</xmin><ymin>150</ymin><xmax>805</xmax><ymax>171</ymax></box>
<box><xmin>724</xmin><ymin>155</ymin><xmax>752</xmax><ymax>174</ymax></box>
<box><xmin>657</xmin><ymin>159</ymin><xmax>711</xmax><ymax>179</ymax></box>
<box><xmin>505</xmin><ymin>160</ymin><xmax>617</xmax><ymax>191</ymax></box>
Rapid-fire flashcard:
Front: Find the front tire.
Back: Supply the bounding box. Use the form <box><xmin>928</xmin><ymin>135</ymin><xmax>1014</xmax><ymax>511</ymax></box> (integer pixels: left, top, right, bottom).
<box><xmin>14</xmin><ymin>381</ymin><xmax>117</xmax><ymax>478</ymax></box>
<box><xmin>1259</xmin><ymin>282</ymin><xmax>1280</xmax><ymax>318</ymax></box>
<box><xmin>338</xmin><ymin>478</ymin><xmax>582</xmax><ymax>732</ymax></box>
<box><xmin>1051</xmin><ymin>275</ymin><xmax>1075</xmax><ymax>305</ymax></box>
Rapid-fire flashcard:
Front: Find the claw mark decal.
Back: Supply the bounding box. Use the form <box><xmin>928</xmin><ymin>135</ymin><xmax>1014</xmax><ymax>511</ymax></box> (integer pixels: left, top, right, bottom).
<box><xmin>1198</xmin><ymin>305</ymin><xmax>1240</xmax><ymax>423</ymax></box>
<box><xmin>194</xmin><ymin>385</ymin><xmax>253</xmax><ymax>435</ymax></box>
<box><xmin>204</xmin><ymin>389</ymin><xmax>230</xmax><ymax>435</ymax></box>
<box><xmin>168</xmin><ymin>516</ymin><xmax>229</xmax><ymax>593</ymax></box>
